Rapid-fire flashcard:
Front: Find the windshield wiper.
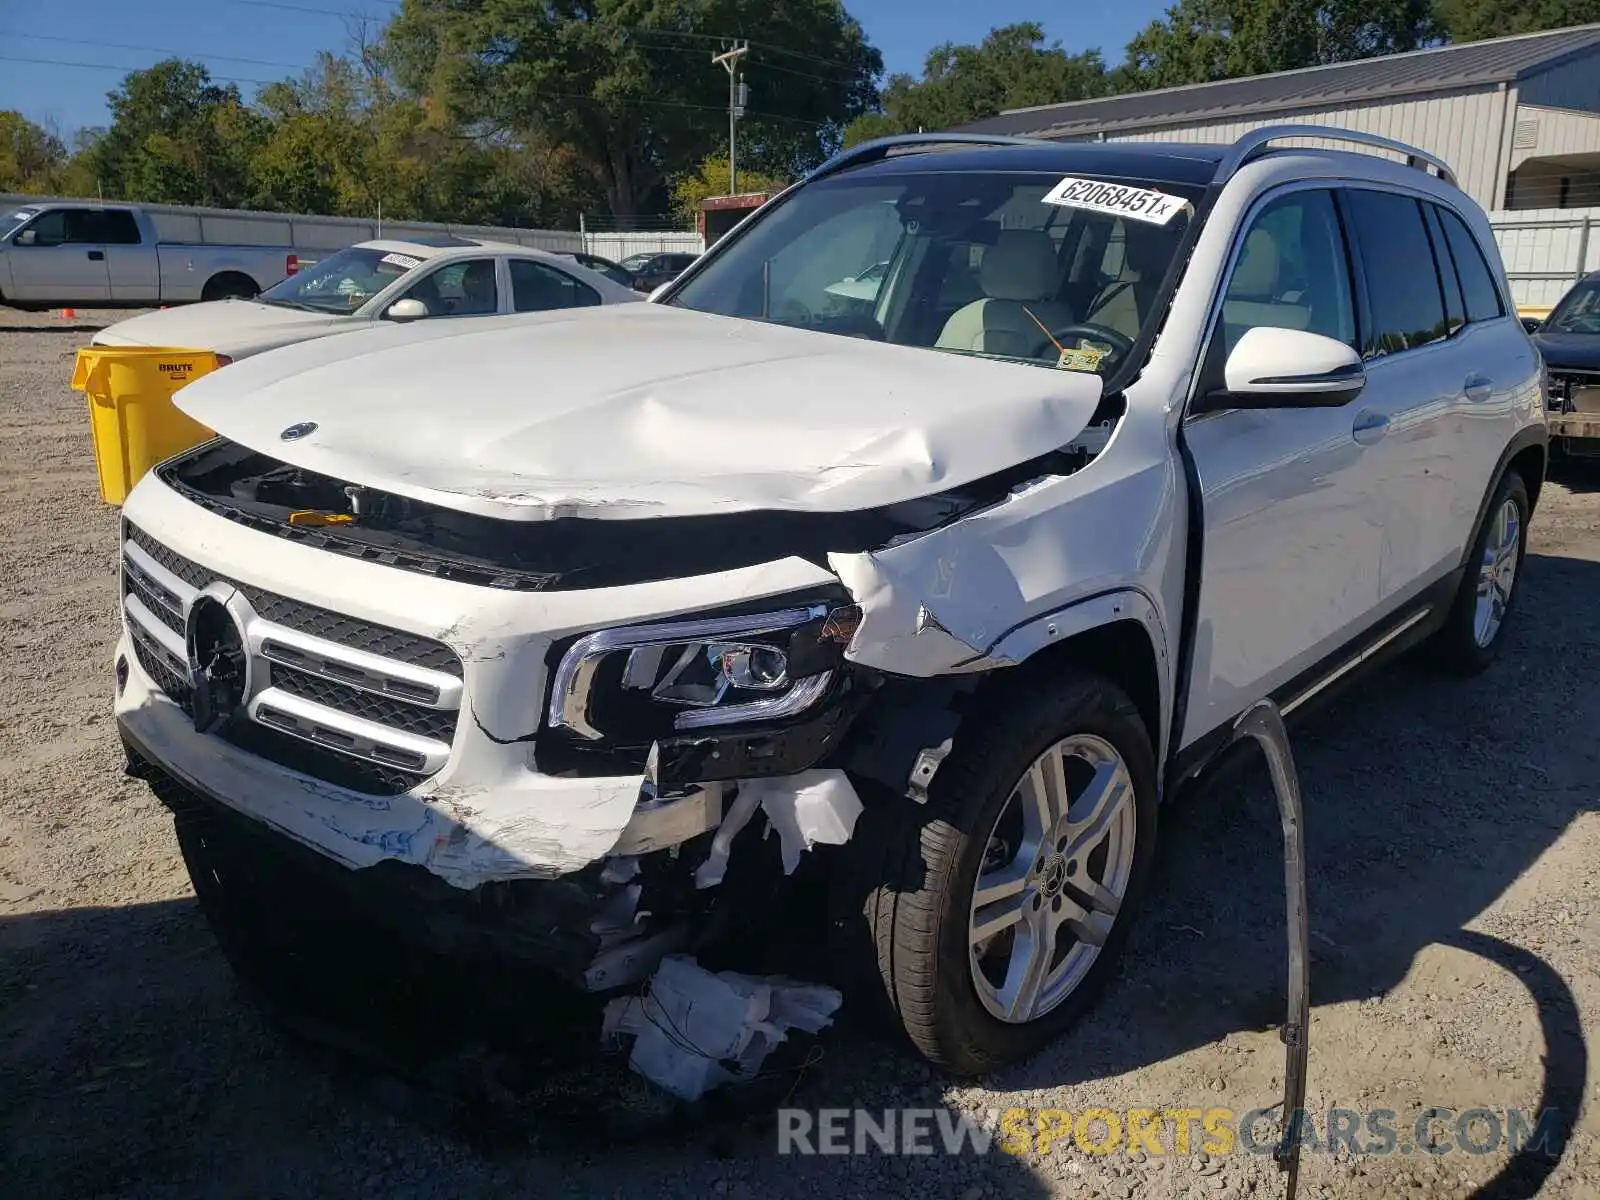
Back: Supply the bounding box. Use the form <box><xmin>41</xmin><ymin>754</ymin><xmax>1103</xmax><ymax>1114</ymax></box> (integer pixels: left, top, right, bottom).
<box><xmin>258</xmin><ymin>298</ymin><xmax>343</xmax><ymax>314</ymax></box>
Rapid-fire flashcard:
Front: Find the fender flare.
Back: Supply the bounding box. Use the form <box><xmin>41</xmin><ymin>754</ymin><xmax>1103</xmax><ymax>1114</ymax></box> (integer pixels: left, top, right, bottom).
<box><xmin>959</xmin><ymin>587</ymin><xmax>1174</xmax><ymax>762</ymax></box>
<box><xmin>1459</xmin><ymin>425</ymin><xmax>1548</xmax><ymax>571</ymax></box>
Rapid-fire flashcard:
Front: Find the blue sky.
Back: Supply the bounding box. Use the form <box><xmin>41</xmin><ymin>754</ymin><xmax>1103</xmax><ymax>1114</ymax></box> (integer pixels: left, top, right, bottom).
<box><xmin>1</xmin><ymin>0</ymin><xmax>1165</xmax><ymax>135</ymax></box>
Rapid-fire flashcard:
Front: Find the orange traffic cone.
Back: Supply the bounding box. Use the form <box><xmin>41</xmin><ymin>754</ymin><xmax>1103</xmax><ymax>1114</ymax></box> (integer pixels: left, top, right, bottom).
<box><xmin>59</xmin><ymin>307</ymin><xmax>77</xmax><ymax>320</ymax></box>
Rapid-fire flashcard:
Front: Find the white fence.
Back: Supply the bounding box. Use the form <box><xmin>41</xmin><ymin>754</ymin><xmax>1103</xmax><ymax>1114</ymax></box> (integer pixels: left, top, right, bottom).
<box><xmin>1</xmin><ymin>193</ymin><xmax>705</xmax><ymax>263</ymax></box>
<box><xmin>1488</xmin><ymin>207</ymin><xmax>1600</xmax><ymax>311</ymax></box>
<box><xmin>580</xmin><ymin>229</ymin><xmax>704</xmax><ymax>261</ymax></box>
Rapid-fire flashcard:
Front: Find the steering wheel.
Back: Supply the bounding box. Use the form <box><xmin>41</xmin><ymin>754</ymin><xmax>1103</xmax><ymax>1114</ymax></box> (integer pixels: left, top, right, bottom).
<box><xmin>775</xmin><ymin>297</ymin><xmax>814</xmax><ymax>326</ymax></box>
<box><xmin>1035</xmin><ymin>322</ymin><xmax>1135</xmax><ymax>369</ymax></box>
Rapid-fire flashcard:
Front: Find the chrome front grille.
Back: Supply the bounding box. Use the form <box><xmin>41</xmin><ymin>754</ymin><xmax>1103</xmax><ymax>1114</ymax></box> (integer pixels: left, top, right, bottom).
<box><xmin>120</xmin><ymin>521</ymin><xmax>464</xmax><ymax>796</ymax></box>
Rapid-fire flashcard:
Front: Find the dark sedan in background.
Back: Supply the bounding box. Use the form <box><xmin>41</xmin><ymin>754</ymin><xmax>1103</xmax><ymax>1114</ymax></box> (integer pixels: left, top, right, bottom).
<box><xmin>1535</xmin><ymin>270</ymin><xmax>1600</xmax><ymax>457</ymax></box>
<box><xmin>625</xmin><ymin>251</ymin><xmax>700</xmax><ymax>294</ymax></box>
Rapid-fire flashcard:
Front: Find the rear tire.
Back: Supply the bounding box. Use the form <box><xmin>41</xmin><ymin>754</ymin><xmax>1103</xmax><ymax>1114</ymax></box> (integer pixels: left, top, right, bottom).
<box><xmin>835</xmin><ymin>669</ymin><xmax>1158</xmax><ymax>1076</ymax></box>
<box><xmin>1429</xmin><ymin>469</ymin><xmax>1529</xmax><ymax>676</ymax></box>
<box><xmin>202</xmin><ymin>272</ymin><xmax>259</xmax><ymax>302</ymax></box>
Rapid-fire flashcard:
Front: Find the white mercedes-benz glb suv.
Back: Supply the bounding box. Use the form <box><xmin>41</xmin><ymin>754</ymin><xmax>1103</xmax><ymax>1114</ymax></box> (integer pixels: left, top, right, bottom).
<box><xmin>115</xmin><ymin>126</ymin><xmax>1545</xmax><ymax>1075</ymax></box>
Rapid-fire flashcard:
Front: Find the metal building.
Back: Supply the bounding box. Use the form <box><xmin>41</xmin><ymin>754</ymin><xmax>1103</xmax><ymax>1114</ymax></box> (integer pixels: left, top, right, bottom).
<box><xmin>963</xmin><ymin>24</ymin><xmax>1600</xmax><ymax>215</ymax></box>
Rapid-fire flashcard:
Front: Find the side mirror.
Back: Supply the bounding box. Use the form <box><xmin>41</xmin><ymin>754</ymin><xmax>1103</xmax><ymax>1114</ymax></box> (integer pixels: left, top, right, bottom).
<box><xmin>14</xmin><ymin>229</ymin><xmax>36</xmax><ymax>247</ymax></box>
<box><xmin>1520</xmin><ymin>316</ymin><xmax>1544</xmax><ymax>335</ymax></box>
<box><xmin>1196</xmin><ymin>326</ymin><xmax>1366</xmax><ymax>413</ymax></box>
<box><xmin>385</xmin><ymin>298</ymin><xmax>429</xmax><ymax>321</ymax></box>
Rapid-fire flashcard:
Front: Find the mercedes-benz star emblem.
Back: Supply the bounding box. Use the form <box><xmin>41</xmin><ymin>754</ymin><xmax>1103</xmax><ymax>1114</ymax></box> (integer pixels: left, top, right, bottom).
<box><xmin>280</xmin><ymin>421</ymin><xmax>318</xmax><ymax>441</ymax></box>
<box><xmin>186</xmin><ymin>595</ymin><xmax>249</xmax><ymax>734</ymax></box>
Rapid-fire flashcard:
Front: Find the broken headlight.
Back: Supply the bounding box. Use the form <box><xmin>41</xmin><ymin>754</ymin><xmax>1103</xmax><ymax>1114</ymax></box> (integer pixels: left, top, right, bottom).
<box><xmin>548</xmin><ymin>603</ymin><xmax>861</xmax><ymax>742</ymax></box>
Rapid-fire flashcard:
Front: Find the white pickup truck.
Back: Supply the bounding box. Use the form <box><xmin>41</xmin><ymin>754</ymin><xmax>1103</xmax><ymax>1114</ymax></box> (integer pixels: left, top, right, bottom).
<box><xmin>0</xmin><ymin>202</ymin><xmax>299</xmax><ymax>310</ymax></box>
<box><xmin>115</xmin><ymin>127</ymin><xmax>1546</xmax><ymax>1078</ymax></box>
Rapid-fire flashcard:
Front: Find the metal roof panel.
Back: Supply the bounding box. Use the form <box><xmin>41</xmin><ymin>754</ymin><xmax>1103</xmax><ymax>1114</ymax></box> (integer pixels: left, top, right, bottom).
<box><xmin>963</xmin><ymin>24</ymin><xmax>1600</xmax><ymax>138</ymax></box>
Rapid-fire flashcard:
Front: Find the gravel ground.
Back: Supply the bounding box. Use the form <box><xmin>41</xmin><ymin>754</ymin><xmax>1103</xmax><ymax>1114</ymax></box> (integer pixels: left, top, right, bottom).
<box><xmin>1</xmin><ymin>306</ymin><xmax>1596</xmax><ymax>1199</ymax></box>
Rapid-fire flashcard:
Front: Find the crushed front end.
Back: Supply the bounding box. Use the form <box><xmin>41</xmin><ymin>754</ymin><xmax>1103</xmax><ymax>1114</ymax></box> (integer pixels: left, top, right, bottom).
<box><xmin>114</xmin><ymin>440</ymin><xmax>943</xmax><ymax>992</ymax></box>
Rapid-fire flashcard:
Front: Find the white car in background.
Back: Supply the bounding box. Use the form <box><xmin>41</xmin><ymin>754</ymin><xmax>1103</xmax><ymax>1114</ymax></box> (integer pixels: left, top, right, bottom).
<box><xmin>92</xmin><ymin>235</ymin><xmax>640</xmax><ymax>361</ymax></box>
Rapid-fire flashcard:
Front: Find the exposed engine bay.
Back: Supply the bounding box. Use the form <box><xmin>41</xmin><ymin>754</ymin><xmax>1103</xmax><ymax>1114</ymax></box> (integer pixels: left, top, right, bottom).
<box><xmin>158</xmin><ymin>435</ymin><xmax>1105</xmax><ymax>592</ymax></box>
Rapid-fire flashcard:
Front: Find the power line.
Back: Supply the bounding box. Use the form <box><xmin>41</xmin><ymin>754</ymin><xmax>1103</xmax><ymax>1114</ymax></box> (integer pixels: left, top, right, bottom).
<box><xmin>214</xmin><ymin>1</ymin><xmax>869</xmax><ymax>79</ymax></box>
<box><xmin>3</xmin><ymin>31</ymin><xmax>312</xmax><ymax>72</ymax></box>
<box><xmin>0</xmin><ymin>53</ymin><xmax>282</xmax><ymax>88</ymax></box>
<box><xmin>0</xmin><ymin>53</ymin><xmax>834</xmax><ymax>126</ymax></box>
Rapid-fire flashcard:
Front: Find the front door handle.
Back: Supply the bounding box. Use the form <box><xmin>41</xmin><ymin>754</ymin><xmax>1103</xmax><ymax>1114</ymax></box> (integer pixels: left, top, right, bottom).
<box><xmin>1464</xmin><ymin>372</ymin><xmax>1493</xmax><ymax>402</ymax></box>
<box><xmin>86</xmin><ymin>249</ymin><xmax>105</xmax><ymax>261</ymax></box>
<box><xmin>1352</xmin><ymin>409</ymin><xmax>1389</xmax><ymax>445</ymax></box>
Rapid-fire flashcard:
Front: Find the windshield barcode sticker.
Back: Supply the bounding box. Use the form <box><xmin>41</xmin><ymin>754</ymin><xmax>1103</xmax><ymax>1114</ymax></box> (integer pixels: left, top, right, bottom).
<box><xmin>380</xmin><ymin>253</ymin><xmax>423</xmax><ymax>269</ymax></box>
<box><xmin>1042</xmin><ymin>178</ymin><xmax>1188</xmax><ymax>225</ymax></box>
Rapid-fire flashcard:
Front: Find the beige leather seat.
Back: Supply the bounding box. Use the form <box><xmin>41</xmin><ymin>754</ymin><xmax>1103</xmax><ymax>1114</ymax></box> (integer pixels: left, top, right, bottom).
<box><xmin>936</xmin><ymin>229</ymin><xmax>1072</xmax><ymax>358</ymax></box>
<box><xmin>1084</xmin><ymin>224</ymin><xmax>1169</xmax><ymax>342</ymax></box>
<box><xmin>1221</xmin><ymin>229</ymin><xmax>1311</xmax><ymax>336</ymax></box>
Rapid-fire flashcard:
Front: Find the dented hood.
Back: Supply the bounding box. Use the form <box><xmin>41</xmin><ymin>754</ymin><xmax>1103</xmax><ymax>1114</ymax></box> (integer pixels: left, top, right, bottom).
<box><xmin>173</xmin><ymin>303</ymin><xmax>1103</xmax><ymax>521</ymax></box>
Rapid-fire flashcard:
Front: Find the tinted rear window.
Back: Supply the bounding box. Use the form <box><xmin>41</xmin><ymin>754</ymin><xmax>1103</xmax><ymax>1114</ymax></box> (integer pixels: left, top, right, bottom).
<box><xmin>98</xmin><ymin>211</ymin><xmax>142</xmax><ymax>245</ymax></box>
<box><xmin>1437</xmin><ymin>208</ymin><xmax>1503</xmax><ymax>324</ymax></box>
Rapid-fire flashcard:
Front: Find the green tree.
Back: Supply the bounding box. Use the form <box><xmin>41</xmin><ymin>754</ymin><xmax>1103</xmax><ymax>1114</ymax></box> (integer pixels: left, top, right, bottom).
<box><xmin>0</xmin><ymin>111</ymin><xmax>68</xmax><ymax>193</ymax></box>
<box><xmin>1122</xmin><ymin>0</ymin><xmax>1437</xmax><ymax>89</ymax></box>
<box><xmin>1435</xmin><ymin>0</ymin><xmax>1600</xmax><ymax>42</ymax></box>
<box><xmin>88</xmin><ymin>60</ymin><xmax>269</xmax><ymax>205</ymax></box>
<box><xmin>842</xmin><ymin>24</ymin><xmax>1110</xmax><ymax>146</ymax></box>
<box><xmin>382</xmin><ymin>0</ymin><xmax>881</xmax><ymax>216</ymax></box>
<box><xmin>669</xmin><ymin>152</ymin><xmax>787</xmax><ymax>219</ymax></box>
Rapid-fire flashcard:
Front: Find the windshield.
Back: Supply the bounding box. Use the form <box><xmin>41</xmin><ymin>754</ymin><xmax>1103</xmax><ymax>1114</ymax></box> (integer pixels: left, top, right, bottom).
<box><xmin>618</xmin><ymin>253</ymin><xmax>654</xmax><ymax>272</ymax></box>
<box><xmin>1547</xmin><ymin>280</ymin><xmax>1600</xmax><ymax>334</ymax></box>
<box><xmin>258</xmin><ymin>246</ymin><xmax>425</xmax><ymax>314</ymax></box>
<box><xmin>669</xmin><ymin>169</ymin><xmax>1198</xmax><ymax>376</ymax></box>
<box><xmin>3</xmin><ymin>210</ymin><xmax>39</xmax><ymax>238</ymax></box>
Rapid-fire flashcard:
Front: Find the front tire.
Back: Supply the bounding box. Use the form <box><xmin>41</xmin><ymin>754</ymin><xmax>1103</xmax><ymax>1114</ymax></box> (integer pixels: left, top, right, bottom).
<box><xmin>1430</xmin><ymin>469</ymin><xmax>1530</xmax><ymax>675</ymax></box>
<box><xmin>839</xmin><ymin>670</ymin><xmax>1158</xmax><ymax>1076</ymax></box>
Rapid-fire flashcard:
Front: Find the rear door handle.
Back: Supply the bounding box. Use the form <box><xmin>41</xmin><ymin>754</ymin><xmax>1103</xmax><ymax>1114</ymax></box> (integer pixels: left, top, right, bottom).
<box><xmin>1352</xmin><ymin>409</ymin><xmax>1389</xmax><ymax>445</ymax></box>
<box><xmin>86</xmin><ymin>249</ymin><xmax>105</xmax><ymax>261</ymax></box>
<box><xmin>1464</xmin><ymin>372</ymin><xmax>1493</xmax><ymax>402</ymax></box>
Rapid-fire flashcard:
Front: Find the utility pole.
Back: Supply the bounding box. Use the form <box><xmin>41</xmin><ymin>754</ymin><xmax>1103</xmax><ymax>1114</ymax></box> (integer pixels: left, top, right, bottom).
<box><xmin>712</xmin><ymin>42</ymin><xmax>749</xmax><ymax>195</ymax></box>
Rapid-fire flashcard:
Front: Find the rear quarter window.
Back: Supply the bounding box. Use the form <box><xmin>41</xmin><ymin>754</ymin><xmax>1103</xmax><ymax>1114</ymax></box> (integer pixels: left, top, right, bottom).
<box><xmin>1436</xmin><ymin>207</ymin><xmax>1505</xmax><ymax>324</ymax></box>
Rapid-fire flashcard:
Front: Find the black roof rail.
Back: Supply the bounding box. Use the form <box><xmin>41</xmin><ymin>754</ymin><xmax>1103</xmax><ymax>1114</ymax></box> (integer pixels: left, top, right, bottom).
<box><xmin>803</xmin><ymin>132</ymin><xmax>1055</xmax><ymax>186</ymax></box>
<box><xmin>1217</xmin><ymin>124</ymin><xmax>1458</xmax><ymax>187</ymax></box>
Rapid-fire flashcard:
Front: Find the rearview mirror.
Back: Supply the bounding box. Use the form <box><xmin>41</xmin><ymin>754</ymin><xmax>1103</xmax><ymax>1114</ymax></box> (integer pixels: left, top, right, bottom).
<box><xmin>385</xmin><ymin>298</ymin><xmax>429</xmax><ymax>321</ymax></box>
<box><xmin>1196</xmin><ymin>326</ymin><xmax>1366</xmax><ymax>413</ymax></box>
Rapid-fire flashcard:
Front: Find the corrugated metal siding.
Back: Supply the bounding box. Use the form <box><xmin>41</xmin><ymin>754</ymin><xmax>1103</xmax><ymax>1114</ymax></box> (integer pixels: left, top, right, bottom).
<box><xmin>1517</xmin><ymin>53</ymin><xmax>1600</xmax><ymax>111</ymax></box>
<box><xmin>1490</xmin><ymin>205</ymin><xmax>1600</xmax><ymax>306</ymax></box>
<box><xmin>963</xmin><ymin>26</ymin><xmax>1600</xmax><ymax>138</ymax></box>
<box><xmin>1508</xmin><ymin>103</ymin><xmax>1600</xmax><ymax>167</ymax></box>
<box><xmin>1087</xmin><ymin>89</ymin><xmax>1507</xmax><ymax>209</ymax></box>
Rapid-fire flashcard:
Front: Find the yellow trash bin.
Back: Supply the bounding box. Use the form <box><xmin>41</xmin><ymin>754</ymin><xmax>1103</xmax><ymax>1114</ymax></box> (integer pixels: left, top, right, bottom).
<box><xmin>71</xmin><ymin>346</ymin><xmax>225</xmax><ymax>505</ymax></box>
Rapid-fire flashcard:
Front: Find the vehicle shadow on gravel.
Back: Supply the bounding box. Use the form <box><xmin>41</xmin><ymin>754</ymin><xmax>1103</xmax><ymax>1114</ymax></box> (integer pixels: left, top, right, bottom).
<box><xmin>990</xmin><ymin>552</ymin><xmax>1597</xmax><ymax>1140</ymax></box>
<box><xmin>0</xmin><ymin>323</ymin><xmax>107</xmax><ymax>335</ymax></box>
<box><xmin>0</xmin><ymin>892</ymin><xmax>1053</xmax><ymax>1197</ymax></box>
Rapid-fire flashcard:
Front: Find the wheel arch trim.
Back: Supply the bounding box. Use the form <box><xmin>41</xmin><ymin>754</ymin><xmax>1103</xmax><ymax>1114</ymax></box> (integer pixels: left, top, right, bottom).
<box><xmin>960</xmin><ymin>588</ymin><xmax>1173</xmax><ymax>767</ymax></box>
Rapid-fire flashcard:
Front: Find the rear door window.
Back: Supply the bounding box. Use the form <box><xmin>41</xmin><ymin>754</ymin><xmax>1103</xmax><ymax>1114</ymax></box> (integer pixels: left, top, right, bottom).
<box><xmin>1345</xmin><ymin>190</ymin><xmax>1449</xmax><ymax>356</ymax></box>
<box><xmin>96</xmin><ymin>210</ymin><xmax>143</xmax><ymax>245</ymax></box>
<box><xmin>510</xmin><ymin>259</ymin><xmax>601</xmax><ymax>311</ymax></box>
<box><xmin>1421</xmin><ymin>204</ymin><xmax>1465</xmax><ymax>336</ymax></box>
